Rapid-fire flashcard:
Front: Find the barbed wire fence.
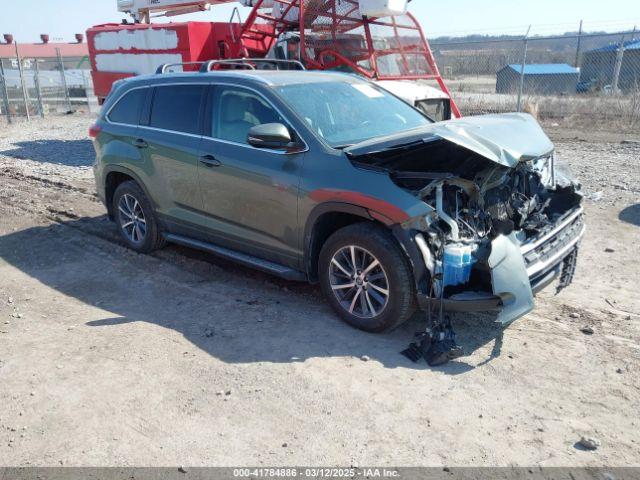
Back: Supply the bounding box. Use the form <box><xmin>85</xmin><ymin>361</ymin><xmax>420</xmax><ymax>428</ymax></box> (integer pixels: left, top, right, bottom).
<box><xmin>430</xmin><ymin>26</ymin><xmax>640</xmax><ymax>131</ymax></box>
<box><xmin>0</xmin><ymin>43</ymin><xmax>97</xmax><ymax>124</ymax></box>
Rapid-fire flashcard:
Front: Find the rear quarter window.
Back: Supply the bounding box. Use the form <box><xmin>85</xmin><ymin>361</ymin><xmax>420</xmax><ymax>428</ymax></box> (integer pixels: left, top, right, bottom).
<box><xmin>149</xmin><ymin>85</ymin><xmax>206</xmax><ymax>135</ymax></box>
<box><xmin>107</xmin><ymin>88</ymin><xmax>147</xmax><ymax>125</ymax></box>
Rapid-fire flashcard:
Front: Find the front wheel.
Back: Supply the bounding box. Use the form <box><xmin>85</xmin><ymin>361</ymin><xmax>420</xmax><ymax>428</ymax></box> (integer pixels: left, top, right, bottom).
<box><xmin>319</xmin><ymin>223</ymin><xmax>416</xmax><ymax>333</ymax></box>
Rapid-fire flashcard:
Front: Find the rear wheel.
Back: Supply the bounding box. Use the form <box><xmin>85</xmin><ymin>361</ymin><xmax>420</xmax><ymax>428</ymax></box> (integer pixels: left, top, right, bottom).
<box><xmin>112</xmin><ymin>181</ymin><xmax>165</xmax><ymax>253</ymax></box>
<box><xmin>319</xmin><ymin>223</ymin><xmax>416</xmax><ymax>333</ymax></box>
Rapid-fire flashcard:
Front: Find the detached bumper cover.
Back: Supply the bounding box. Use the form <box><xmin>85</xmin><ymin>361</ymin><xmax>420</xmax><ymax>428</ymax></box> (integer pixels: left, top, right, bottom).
<box><xmin>489</xmin><ymin>232</ymin><xmax>535</xmax><ymax>324</ymax></box>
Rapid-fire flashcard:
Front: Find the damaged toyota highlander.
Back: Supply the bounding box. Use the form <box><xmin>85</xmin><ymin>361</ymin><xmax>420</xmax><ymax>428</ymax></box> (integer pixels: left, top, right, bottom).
<box><xmin>91</xmin><ymin>68</ymin><xmax>584</xmax><ymax>365</ymax></box>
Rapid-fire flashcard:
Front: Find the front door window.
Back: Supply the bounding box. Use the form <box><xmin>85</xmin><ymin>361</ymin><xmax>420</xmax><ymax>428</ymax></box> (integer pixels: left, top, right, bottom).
<box><xmin>213</xmin><ymin>87</ymin><xmax>287</xmax><ymax>145</ymax></box>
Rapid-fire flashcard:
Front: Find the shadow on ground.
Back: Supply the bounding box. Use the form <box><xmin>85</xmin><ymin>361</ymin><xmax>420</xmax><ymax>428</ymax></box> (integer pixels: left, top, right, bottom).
<box><xmin>0</xmin><ymin>217</ymin><xmax>506</xmax><ymax>372</ymax></box>
<box><xmin>0</xmin><ymin>139</ymin><xmax>94</xmax><ymax>167</ymax></box>
<box><xmin>619</xmin><ymin>203</ymin><xmax>640</xmax><ymax>227</ymax></box>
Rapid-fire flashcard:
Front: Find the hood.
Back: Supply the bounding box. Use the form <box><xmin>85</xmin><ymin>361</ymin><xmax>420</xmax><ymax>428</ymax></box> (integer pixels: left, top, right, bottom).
<box><xmin>345</xmin><ymin>113</ymin><xmax>555</xmax><ymax>168</ymax></box>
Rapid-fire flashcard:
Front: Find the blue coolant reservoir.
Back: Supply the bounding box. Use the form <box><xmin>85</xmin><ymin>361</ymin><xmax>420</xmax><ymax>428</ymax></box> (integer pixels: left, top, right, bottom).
<box><xmin>442</xmin><ymin>243</ymin><xmax>477</xmax><ymax>287</ymax></box>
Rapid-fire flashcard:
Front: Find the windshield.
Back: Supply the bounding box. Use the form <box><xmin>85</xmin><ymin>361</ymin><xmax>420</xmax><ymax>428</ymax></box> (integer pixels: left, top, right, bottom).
<box><xmin>275</xmin><ymin>81</ymin><xmax>431</xmax><ymax>148</ymax></box>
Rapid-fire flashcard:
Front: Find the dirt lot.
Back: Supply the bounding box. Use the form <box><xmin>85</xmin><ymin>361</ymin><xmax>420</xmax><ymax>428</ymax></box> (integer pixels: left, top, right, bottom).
<box><xmin>0</xmin><ymin>115</ymin><xmax>639</xmax><ymax>467</ymax></box>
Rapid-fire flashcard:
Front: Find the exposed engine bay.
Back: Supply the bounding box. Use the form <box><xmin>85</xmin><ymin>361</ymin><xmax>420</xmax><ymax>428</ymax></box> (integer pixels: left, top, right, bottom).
<box><xmin>346</xmin><ymin>113</ymin><xmax>585</xmax><ymax>365</ymax></box>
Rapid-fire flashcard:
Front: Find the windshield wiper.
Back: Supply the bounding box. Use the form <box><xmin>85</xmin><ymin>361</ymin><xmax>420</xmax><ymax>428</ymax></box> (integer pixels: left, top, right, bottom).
<box><xmin>333</xmin><ymin>144</ymin><xmax>355</xmax><ymax>150</ymax></box>
<box><xmin>347</xmin><ymin>139</ymin><xmax>430</xmax><ymax>166</ymax></box>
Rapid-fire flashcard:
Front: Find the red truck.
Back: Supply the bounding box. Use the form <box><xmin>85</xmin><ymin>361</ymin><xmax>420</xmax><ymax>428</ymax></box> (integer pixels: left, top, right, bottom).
<box><xmin>88</xmin><ymin>0</ymin><xmax>460</xmax><ymax>119</ymax></box>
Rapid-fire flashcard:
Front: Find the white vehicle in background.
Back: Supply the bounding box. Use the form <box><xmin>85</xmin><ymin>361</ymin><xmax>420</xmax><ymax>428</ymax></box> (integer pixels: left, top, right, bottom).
<box><xmin>367</xmin><ymin>81</ymin><xmax>452</xmax><ymax>121</ymax></box>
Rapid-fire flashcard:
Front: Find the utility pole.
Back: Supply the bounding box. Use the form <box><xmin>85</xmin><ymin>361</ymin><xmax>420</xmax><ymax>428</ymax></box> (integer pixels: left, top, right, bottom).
<box><xmin>517</xmin><ymin>25</ymin><xmax>531</xmax><ymax>112</ymax></box>
<box><xmin>575</xmin><ymin>20</ymin><xmax>583</xmax><ymax>68</ymax></box>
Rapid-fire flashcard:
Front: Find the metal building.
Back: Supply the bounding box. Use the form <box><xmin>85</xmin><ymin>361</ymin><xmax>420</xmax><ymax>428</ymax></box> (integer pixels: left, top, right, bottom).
<box><xmin>579</xmin><ymin>40</ymin><xmax>640</xmax><ymax>93</ymax></box>
<box><xmin>496</xmin><ymin>63</ymin><xmax>580</xmax><ymax>95</ymax></box>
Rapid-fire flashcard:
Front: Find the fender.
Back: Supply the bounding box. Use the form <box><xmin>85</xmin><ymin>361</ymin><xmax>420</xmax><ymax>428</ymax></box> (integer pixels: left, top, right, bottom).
<box><xmin>102</xmin><ymin>164</ymin><xmax>157</xmax><ymax>218</ymax></box>
<box><xmin>308</xmin><ymin>188</ymin><xmax>410</xmax><ymax>225</ymax></box>
<box><xmin>392</xmin><ymin>226</ymin><xmax>430</xmax><ymax>297</ymax></box>
<box><xmin>302</xmin><ymin>200</ymin><xmax>429</xmax><ymax>291</ymax></box>
<box><xmin>303</xmin><ymin>202</ymin><xmax>373</xmax><ymax>281</ymax></box>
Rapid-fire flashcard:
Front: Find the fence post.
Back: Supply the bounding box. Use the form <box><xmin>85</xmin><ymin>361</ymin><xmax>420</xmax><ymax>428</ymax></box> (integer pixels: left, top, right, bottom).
<box><xmin>15</xmin><ymin>42</ymin><xmax>31</xmax><ymax>121</ymax></box>
<box><xmin>82</xmin><ymin>70</ymin><xmax>91</xmax><ymax>112</ymax></box>
<box><xmin>612</xmin><ymin>27</ymin><xmax>636</xmax><ymax>94</ymax></box>
<box><xmin>0</xmin><ymin>58</ymin><xmax>12</xmax><ymax>124</ymax></box>
<box><xmin>56</xmin><ymin>48</ymin><xmax>72</xmax><ymax>112</ymax></box>
<box><xmin>516</xmin><ymin>26</ymin><xmax>531</xmax><ymax>112</ymax></box>
<box><xmin>574</xmin><ymin>20</ymin><xmax>583</xmax><ymax>68</ymax></box>
<box><xmin>33</xmin><ymin>59</ymin><xmax>45</xmax><ymax>118</ymax></box>
<box><xmin>611</xmin><ymin>32</ymin><xmax>627</xmax><ymax>94</ymax></box>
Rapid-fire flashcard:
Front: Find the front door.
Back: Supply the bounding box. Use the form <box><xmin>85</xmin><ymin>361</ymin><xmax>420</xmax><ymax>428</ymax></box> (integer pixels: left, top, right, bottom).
<box><xmin>196</xmin><ymin>85</ymin><xmax>305</xmax><ymax>268</ymax></box>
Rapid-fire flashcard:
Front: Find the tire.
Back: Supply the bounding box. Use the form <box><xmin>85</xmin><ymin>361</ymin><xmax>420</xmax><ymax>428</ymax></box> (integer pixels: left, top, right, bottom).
<box><xmin>319</xmin><ymin>222</ymin><xmax>416</xmax><ymax>333</ymax></box>
<box><xmin>112</xmin><ymin>180</ymin><xmax>166</xmax><ymax>253</ymax></box>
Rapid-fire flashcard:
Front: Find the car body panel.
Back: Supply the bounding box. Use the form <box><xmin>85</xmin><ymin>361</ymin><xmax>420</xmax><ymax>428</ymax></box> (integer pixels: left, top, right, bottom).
<box><xmin>197</xmin><ymin>136</ymin><xmax>305</xmax><ymax>267</ymax></box>
<box><xmin>345</xmin><ymin>112</ymin><xmax>555</xmax><ymax>167</ymax></box>
<box><xmin>137</xmin><ymin>126</ymin><xmax>205</xmax><ymax>214</ymax></box>
<box><xmin>297</xmin><ymin>151</ymin><xmax>434</xmax><ymax>235</ymax></box>
<box><xmin>93</xmin><ymin>124</ymin><xmax>145</xmax><ymax>205</ymax></box>
<box><xmin>488</xmin><ymin>232</ymin><xmax>535</xmax><ymax>324</ymax></box>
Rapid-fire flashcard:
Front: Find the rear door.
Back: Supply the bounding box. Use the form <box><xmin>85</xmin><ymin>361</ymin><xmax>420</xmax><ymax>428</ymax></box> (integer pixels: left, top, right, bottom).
<box><xmin>196</xmin><ymin>84</ymin><xmax>305</xmax><ymax>267</ymax></box>
<box><xmin>138</xmin><ymin>83</ymin><xmax>207</xmax><ymax>224</ymax></box>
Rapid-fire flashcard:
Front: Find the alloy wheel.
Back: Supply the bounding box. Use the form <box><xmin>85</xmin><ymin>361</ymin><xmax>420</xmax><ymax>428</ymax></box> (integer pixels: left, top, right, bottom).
<box><xmin>118</xmin><ymin>193</ymin><xmax>147</xmax><ymax>244</ymax></box>
<box><xmin>329</xmin><ymin>245</ymin><xmax>390</xmax><ymax>319</ymax></box>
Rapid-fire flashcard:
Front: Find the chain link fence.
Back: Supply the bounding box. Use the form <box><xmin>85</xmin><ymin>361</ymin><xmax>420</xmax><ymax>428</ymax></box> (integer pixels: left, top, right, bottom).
<box><xmin>0</xmin><ymin>45</ymin><xmax>98</xmax><ymax>123</ymax></box>
<box><xmin>2</xmin><ymin>27</ymin><xmax>640</xmax><ymax>132</ymax></box>
<box><xmin>430</xmin><ymin>29</ymin><xmax>640</xmax><ymax>132</ymax></box>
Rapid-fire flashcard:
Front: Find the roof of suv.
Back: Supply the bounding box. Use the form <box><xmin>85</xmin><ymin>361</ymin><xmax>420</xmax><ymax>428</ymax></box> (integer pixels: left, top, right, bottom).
<box><xmin>125</xmin><ymin>69</ymin><xmax>362</xmax><ymax>88</ymax></box>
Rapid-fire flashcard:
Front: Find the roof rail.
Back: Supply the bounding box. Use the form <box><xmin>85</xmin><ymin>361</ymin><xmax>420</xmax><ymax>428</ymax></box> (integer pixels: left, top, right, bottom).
<box><xmin>155</xmin><ymin>61</ymin><xmax>207</xmax><ymax>74</ymax></box>
<box><xmin>199</xmin><ymin>58</ymin><xmax>306</xmax><ymax>73</ymax></box>
<box><xmin>155</xmin><ymin>59</ymin><xmax>306</xmax><ymax>75</ymax></box>
<box><xmin>199</xmin><ymin>60</ymin><xmax>256</xmax><ymax>72</ymax></box>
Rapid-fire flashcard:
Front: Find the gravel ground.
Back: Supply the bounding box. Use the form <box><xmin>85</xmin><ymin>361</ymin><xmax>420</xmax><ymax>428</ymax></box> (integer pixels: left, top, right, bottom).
<box><xmin>0</xmin><ymin>115</ymin><xmax>639</xmax><ymax>467</ymax></box>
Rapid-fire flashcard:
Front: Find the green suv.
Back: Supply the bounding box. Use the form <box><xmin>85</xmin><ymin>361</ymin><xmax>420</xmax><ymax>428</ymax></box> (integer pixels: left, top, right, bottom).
<box><xmin>91</xmin><ymin>67</ymin><xmax>584</xmax><ymax>347</ymax></box>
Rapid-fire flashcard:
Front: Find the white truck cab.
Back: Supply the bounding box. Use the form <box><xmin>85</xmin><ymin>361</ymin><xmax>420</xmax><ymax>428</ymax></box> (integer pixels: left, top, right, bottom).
<box><xmin>376</xmin><ymin>80</ymin><xmax>452</xmax><ymax>122</ymax></box>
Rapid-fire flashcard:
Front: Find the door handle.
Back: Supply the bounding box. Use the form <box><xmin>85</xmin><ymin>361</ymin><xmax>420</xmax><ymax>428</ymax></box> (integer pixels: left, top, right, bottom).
<box><xmin>200</xmin><ymin>154</ymin><xmax>221</xmax><ymax>167</ymax></box>
<box><xmin>133</xmin><ymin>138</ymin><xmax>148</xmax><ymax>149</ymax></box>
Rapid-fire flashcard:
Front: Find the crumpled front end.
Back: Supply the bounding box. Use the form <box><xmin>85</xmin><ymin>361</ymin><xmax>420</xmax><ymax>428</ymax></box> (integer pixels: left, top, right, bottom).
<box><xmin>347</xmin><ymin>113</ymin><xmax>585</xmax><ymax>326</ymax></box>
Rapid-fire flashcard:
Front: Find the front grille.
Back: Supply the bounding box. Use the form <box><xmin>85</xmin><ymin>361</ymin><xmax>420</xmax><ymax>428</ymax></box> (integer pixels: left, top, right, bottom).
<box><xmin>521</xmin><ymin>207</ymin><xmax>585</xmax><ymax>278</ymax></box>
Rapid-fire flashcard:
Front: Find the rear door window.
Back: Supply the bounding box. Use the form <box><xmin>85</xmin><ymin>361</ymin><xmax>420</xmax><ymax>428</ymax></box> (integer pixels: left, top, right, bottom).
<box><xmin>107</xmin><ymin>88</ymin><xmax>147</xmax><ymax>125</ymax></box>
<box><xmin>149</xmin><ymin>85</ymin><xmax>206</xmax><ymax>135</ymax></box>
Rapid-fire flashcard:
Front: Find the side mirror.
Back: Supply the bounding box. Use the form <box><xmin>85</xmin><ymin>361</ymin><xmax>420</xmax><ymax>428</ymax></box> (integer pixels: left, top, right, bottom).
<box><xmin>247</xmin><ymin>123</ymin><xmax>294</xmax><ymax>150</ymax></box>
